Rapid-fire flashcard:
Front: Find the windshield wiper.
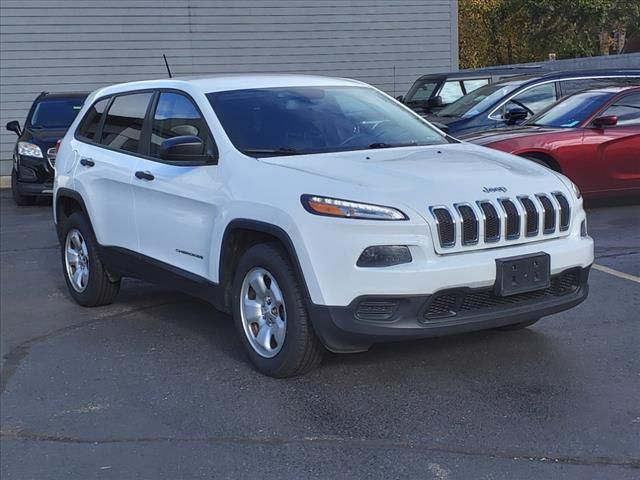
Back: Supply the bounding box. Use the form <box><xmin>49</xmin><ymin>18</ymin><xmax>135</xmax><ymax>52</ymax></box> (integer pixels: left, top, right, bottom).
<box><xmin>368</xmin><ymin>142</ymin><xmax>419</xmax><ymax>149</ymax></box>
<box><xmin>241</xmin><ymin>147</ymin><xmax>301</xmax><ymax>157</ymax></box>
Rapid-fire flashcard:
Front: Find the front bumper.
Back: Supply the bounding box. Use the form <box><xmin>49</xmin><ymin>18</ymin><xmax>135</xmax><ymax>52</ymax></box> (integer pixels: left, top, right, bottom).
<box><xmin>14</xmin><ymin>178</ymin><xmax>54</xmax><ymax>196</ymax></box>
<box><xmin>309</xmin><ymin>266</ymin><xmax>590</xmax><ymax>352</ymax></box>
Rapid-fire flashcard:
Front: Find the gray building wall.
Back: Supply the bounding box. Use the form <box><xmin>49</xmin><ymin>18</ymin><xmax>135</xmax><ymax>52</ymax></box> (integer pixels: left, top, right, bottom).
<box><xmin>0</xmin><ymin>0</ymin><xmax>459</xmax><ymax>175</ymax></box>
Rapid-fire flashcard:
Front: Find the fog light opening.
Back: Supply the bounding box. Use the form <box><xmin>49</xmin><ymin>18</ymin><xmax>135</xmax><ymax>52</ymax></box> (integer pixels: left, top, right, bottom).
<box><xmin>356</xmin><ymin>245</ymin><xmax>412</xmax><ymax>268</ymax></box>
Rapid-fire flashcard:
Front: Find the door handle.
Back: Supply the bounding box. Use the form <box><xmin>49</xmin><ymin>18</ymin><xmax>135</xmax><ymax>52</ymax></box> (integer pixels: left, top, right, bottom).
<box><xmin>135</xmin><ymin>170</ymin><xmax>155</xmax><ymax>181</ymax></box>
<box><xmin>79</xmin><ymin>158</ymin><xmax>95</xmax><ymax>167</ymax></box>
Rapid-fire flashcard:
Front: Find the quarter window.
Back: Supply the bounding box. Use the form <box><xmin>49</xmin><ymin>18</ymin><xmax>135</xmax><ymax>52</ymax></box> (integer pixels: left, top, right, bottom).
<box><xmin>150</xmin><ymin>92</ymin><xmax>209</xmax><ymax>158</ymax></box>
<box><xmin>601</xmin><ymin>93</ymin><xmax>640</xmax><ymax>126</ymax></box>
<box><xmin>77</xmin><ymin>98</ymin><xmax>109</xmax><ymax>141</ymax></box>
<box><xmin>100</xmin><ymin>92</ymin><xmax>153</xmax><ymax>153</ymax></box>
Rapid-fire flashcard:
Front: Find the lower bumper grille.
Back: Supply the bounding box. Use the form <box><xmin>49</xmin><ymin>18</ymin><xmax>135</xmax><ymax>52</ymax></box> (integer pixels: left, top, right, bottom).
<box><xmin>423</xmin><ymin>268</ymin><xmax>582</xmax><ymax>321</ymax></box>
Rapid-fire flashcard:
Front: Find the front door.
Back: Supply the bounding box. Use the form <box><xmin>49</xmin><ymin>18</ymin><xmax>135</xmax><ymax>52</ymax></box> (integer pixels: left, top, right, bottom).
<box><xmin>582</xmin><ymin>92</ymin><xmax>640</xmax><ymax>194</ymax></box>
<box><xmin>131</xmin><ymin>91</ymin><xmax>221</xmax><ymax>279</ymax></box>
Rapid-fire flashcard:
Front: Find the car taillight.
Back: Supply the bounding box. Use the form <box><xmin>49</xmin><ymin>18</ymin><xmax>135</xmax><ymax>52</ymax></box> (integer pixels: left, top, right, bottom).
<box><xmin>55</xmin><ymin>139</ymin><xmax>62</xmax><ymax>152</ymax></box>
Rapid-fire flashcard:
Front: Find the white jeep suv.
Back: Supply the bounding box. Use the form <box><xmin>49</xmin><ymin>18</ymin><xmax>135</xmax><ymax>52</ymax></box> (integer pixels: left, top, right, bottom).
<box><xmin>54</xmin><ymin>75</ymin><xmax>593</xmax><ymax>377</ymax></box>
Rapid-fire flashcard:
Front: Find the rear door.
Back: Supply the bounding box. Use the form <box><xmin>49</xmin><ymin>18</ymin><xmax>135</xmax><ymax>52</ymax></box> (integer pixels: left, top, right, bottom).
<box><xmin>131</xmin><ymin>90</ymin><xmax>221</xmax><ymax>279</ymax></box>
<box><xmin>73</xmin><ymin>91</ymin><xmax>153</xmax><ymax>251</ymax></box>
<box><xmin>582</xmin><ymin>92</ymin><xmax>640</xmax><ymax>194</ymax></box>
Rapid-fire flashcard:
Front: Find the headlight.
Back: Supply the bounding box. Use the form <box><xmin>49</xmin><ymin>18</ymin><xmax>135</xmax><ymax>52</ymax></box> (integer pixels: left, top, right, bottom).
<box><xmin>18</xmin><ymin>142</ymin><xmax>43</xmax><ymax>158</ymax></box>
<box><xmin>570</xmin><ymin>180</ymin><xmax>581</xmax><ymax>199</ymax></box>
<box><xmin>301</xmin><ymin>195</ymin><xmax>408</xmax><ymax>220</ymax></box>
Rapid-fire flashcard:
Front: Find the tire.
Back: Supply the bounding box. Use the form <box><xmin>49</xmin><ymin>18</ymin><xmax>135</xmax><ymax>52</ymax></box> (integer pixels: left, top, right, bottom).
<box><xmin>232</xmin><ymin>242</ymin><xmax>324</xmax><ymax>377</ymax></box>
<box><xmin>60</xmin><ymin>212</ymin><xmax>120</xmax><ymax>307</ymax></box>
<box><xmin>495</xmin><ymin>318</ymin><xmax>540</xmax><ymax>331</ymax></box>
<box><xmin>11</xmin><ymin>168</ymin><xmax>36</xmax><ymax>206</ymax></box>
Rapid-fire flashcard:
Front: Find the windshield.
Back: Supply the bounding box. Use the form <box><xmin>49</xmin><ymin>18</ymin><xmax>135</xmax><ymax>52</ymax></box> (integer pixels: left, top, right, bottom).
<box><xmin>404</xmin><ymin>79</ymin><xmax>440</xmax><ymax>103</ymax></box>
<box><xmin>436</xmin><ymin>82</ymin><xmax>521</xmax><ymax>118</ymax></box>
<box><xmin>526</xmin><ymin>90</ymin><xmax>617</xmax><ymax>128</ymax></box>
<box><xmin>29</xmin><ymin>97</ymin><xmax>85</xmax><ymax>129</ymax></box>
<box><xmin>207</xmin><ymin>86</ymin><xmax>448</xmax><ymax>157</ymax></box>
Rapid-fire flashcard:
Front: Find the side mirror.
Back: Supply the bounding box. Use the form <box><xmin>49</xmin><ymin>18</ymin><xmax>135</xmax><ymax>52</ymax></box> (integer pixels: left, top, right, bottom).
<box><xmin>592</xmin><ymin>115</ymin><xmax>618</xmax><ymax>128</ymax></box>
<box><xmin>159</xmin><ymin>135</ymin><xmax>206</xmax><ymax>162</ymax></box>
<box><xmin>504</xmin><ymin>107</ymin><xmax>528</xmax><ymax>125</ymax></box>
<box><xmin>427</xmin><ymin>95</ymin><xmax>443</xmax><ymax>108</ymax></box>
<box><xmin>395</xmin><ymin>95</ymin><xmax>404</xmax><ymax>103</ymax></box>
<box><xmin>6</xmin><ymin>120</ymin><xmax>21</xmax><ymax>136</ymax></box>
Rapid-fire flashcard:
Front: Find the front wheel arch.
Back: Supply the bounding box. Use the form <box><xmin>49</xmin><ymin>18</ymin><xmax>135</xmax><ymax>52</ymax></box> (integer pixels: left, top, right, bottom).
<box><xmin>518</xmin><ymin>152</ymin><xmax>562</xmax><ymax>172</ymax></box>
<box><xmin>218</xmin><ymin>220</ymin><xmax>312</xmax><ymax>313</ymax></box>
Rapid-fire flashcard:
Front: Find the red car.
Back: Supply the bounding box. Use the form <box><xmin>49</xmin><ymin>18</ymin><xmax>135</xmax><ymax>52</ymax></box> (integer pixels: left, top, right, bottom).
<box><xmin>462</xmin><ymin>86</ymin><xmax>640</xmax><ymax>198</ymax></box>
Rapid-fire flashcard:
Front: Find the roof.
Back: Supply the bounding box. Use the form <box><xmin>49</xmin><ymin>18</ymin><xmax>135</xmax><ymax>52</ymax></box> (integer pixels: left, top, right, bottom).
<box><xmin>38</xmin><ymin>91</ymin><xmax>89</xmax><ymax>99</ymax></box>
<box><xmin>92</xmin><ymin>74</ymin><xmax>368</xmax><ymax>99</ymax></box>
<box><xmin>418</xmin><ymin>66</ymin><xmax>546</xmax><ymax>80</ymax></box>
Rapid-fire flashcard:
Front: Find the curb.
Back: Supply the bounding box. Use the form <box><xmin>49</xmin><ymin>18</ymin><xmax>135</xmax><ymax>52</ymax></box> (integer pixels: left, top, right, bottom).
<box><xmin>0</xmin><ymin>176</ymin><xmax>10</xmax><ymax>189</ymax></box>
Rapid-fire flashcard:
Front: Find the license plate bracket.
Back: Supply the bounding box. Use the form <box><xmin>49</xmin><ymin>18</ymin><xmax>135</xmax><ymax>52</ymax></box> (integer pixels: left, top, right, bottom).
<box><xmin>495</xmin><ymin>253</ymin><xmax>550</xmax><ymax>297</ymax></box>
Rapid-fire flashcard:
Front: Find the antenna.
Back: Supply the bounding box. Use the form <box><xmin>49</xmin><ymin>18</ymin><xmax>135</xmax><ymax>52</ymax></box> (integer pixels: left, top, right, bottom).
<box><xmin>393</xmin><ymin>64</ymin><xmax>397</xmax><ymax>97</ymax></box>
<box><xmin>163</xmin><ymin>54</ymin><xmax>173</xmax><ymax>78</ymax></box>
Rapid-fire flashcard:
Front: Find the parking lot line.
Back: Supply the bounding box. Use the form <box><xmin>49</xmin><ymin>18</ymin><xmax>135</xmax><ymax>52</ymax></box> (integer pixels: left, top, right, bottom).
<box><xmin>593</xmin><ymin>263</ymin><xmax>640</xmax><ymax>284</ymax></box>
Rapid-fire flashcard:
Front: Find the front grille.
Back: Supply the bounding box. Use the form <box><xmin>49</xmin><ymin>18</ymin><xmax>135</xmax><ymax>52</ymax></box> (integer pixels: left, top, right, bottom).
<box><xmin>423</xmin><ymin>268</ymin><xmax>582</xmax><ymax>321</ymax></box>
<box><xmin>499</xmin><ymin>199</ymin><xmax>520</xmax><ymax>239</ymax></box>
<box><xmin>430</xmin><ymin>191</ymin><xmax>571</xmax><ymax>250</ymax></box>
<box><xmin>519</xmin><ymin>196</ymin><xmax>539</xmax><ymax>236</ymax></box>
<box><xmin>457</xmin><ymin>204</ymin><xmax>479</xmax><ymax>245</ymax></box>
<box><xmin>356</xmin><ymin>300</ymin><xmax>400</xmax><ymax>321</ymax></box>
<box><xmin>46</xmin><ymin>147</ymin><xmax>57</xmax><ymax>169</ymax></box>
<box><xmin>431</xmin><ymin>207</ymin><xmax>455</xmax><ymax>247</ymax></box>
<box><xmin>479</xmin><ymin>201</ymin><xmax>500</xmax><ymax>242</ymax></box>
<box><xmin>553</xmin><ymin>192</ymin><xmax>571</xmax><ymax>231</ymax></box>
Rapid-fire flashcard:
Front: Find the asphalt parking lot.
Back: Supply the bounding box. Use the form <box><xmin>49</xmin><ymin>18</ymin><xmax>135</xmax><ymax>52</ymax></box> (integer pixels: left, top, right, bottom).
<box><xmin>1</xmin><ymin>189</ymin><xmax>638</xmax><ymax>479</ymax></box>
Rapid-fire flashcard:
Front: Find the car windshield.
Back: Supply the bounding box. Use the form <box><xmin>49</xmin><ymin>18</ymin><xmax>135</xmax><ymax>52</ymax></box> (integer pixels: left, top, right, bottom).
<box><xmin>526</xmin><ymin>90</ymin><xmax>618</xmax><ymax>128</ymax></box>
<box><xmin>29</xmin><ymin>97</ymin><xmax>85</xmax><ymax>129</ymax></box>
<box><xmin>207</xmin><ymin>86</ymin><xmax>448</xmax><ymax>157</ymax></box>
<box><xmin>436</xmin><ymin>82</ymin><xmax>522</xmax><ymax>118</ymax></box>
<box><xmin>404</xmin><ymin>79</ymin><xmax>441</xmax><ymax>103</ymax></box>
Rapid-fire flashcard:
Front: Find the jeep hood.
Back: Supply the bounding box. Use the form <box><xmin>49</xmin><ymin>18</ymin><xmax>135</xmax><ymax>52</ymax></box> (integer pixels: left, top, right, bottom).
<box><xmin>262</xmin><ymin>143</ymin><xmax>568</xmax><ymax>208</ymax></box>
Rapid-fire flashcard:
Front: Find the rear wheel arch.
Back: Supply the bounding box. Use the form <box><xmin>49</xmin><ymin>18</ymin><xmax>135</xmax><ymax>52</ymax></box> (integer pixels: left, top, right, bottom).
<box><xmin>55</xmin><ymin>189</ymin><xmax>90</xmax><ymax>242</ymax></box>
<box><xmin>518</xmin><ymin>152</ymin><xmax>562</xmax><ymax>172</ymax></box>
<box><xmin>218</xmin><ymin>220</ymin><xmax>311</xmax><ymax>312</ymax></box>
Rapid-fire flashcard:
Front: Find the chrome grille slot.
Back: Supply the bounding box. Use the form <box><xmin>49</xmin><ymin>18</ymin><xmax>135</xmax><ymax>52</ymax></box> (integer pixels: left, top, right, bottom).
<box><xmin>478</xmin><ymin>201</ymin><xmax>500</xmax><ymax>242</ymax></box>
<box><xmin>499</xmin><ymin>199</ymin><xmax>520</xmax><ymax>239</ymax></box>
<box><xmin>518</xmin><ymin>196</ymin><xmax>539</xmax><ymax>237</ymax></box>
<box><xmin>430</xmin><ymin>191</ymin><xmax>570</xmax><ymax>251</ymax></box>
<box><xmin>431</xmin><ymin>207</ymin><xmax>455</xmax><ymax>248</ymax></box>
<box><xmin>456</xmin><ymin>204</ymin><xmax>479</xmax><ymax>245</ymax></box>
<box><xmin>553</xmin><ymin>192</ymin><xmax>571</xmax><ymax>231</ymax></box>
<box><xmin>536</xmin><ymin>194</ymin><xmax>556</xmax><ymax>234</ymax></box>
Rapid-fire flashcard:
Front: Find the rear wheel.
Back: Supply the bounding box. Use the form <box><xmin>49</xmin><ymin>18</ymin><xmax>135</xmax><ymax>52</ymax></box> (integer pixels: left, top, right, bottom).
<box><xmin>232</xmin><ymin>243</ymin><xmax>324</xmax><ymax>377</ymax></box>
<box><xmin>496</xmin><ymin>318</ymin><xmax>540</xmax><ymax>331</ymax></box>
<box><xmin>11</xmin><ymin>168</ymin><xmax>36</xmax><ymax>206</ymax></box>
<box><xmin>61</xmin><ymin>212</ymin><xmax>120</xmax><ymax>306</ymax></box>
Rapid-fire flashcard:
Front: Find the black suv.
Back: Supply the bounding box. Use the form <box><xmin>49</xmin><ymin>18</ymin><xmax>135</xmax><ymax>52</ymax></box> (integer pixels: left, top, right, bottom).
<box><xmin>7</xmin><ymin>92</ymin><xmax>87</xmax><ymax>205</ymax></box>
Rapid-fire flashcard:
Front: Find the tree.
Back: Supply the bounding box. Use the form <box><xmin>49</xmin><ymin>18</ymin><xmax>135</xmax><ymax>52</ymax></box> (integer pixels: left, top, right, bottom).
<box><xmin>458</xmin><ymin>0</ymin><xmax>640</xmax><ymax>68</ymax></box>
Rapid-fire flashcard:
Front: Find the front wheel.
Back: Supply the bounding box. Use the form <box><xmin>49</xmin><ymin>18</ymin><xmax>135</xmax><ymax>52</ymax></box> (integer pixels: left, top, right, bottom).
<box><xmin>61</xmin><ymin>212</ymin><xmax>120</xmax><ymax>306</ymax></box>
<box><xmin>232</xmin><ymin>243</ymin><xmax>324</xmax><ymax>377</ymax></box>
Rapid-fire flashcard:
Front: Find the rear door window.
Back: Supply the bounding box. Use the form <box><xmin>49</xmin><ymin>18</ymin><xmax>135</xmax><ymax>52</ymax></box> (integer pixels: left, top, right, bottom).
<box><xmin>501</xmin><ymin>82</ymin><xmax>557</xmax><ymax>118</ymax></box>
<box><xmin>100</xmin><ymin>92</ymin><xmax>153</xmax><ymax>153</ymax></box>
<box><xmin>439</xmin><ymin>80</ymin><xmax>464</xmax><ymax>104</ymax></box>
<box><xmin>462</xmin><ymin>79</ymin><xmax>489</xmax><ymax>93</ymax></box>
<box><xmin>77</xmin><ymin>98</ymin><xmax>109</xmax><ymax>141</ymax></box>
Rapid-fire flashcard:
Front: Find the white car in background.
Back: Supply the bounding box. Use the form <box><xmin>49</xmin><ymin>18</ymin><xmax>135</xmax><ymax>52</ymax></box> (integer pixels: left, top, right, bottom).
<box><xmin>53</xmin><ymin>75</ymin><xmax>593</xmax><ymax>377</ymax></box>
